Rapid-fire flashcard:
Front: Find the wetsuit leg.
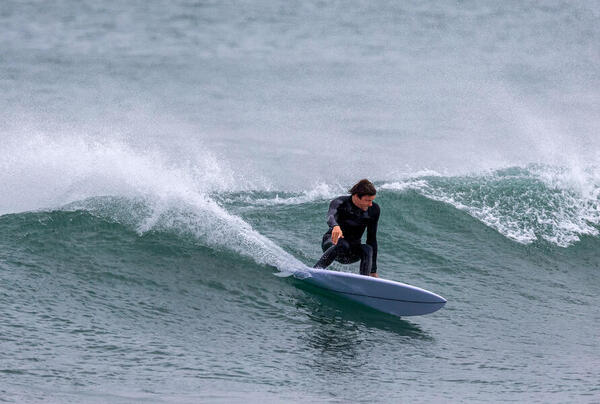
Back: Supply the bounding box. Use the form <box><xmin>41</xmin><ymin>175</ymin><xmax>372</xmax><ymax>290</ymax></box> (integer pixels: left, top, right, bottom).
<box><xmin>358</xmin><ymin>244</ymin><xmax>373</xmax><ymax>276</ymax></box>
<box><xmin>313</xmin><ymin>236</ymin><xmax>356</xmax><ymax>269</ymax></box>
<box><xmin>314</xmin><ymin>239</ymin><xmax>372</xmax><ymax>276</ymax></box>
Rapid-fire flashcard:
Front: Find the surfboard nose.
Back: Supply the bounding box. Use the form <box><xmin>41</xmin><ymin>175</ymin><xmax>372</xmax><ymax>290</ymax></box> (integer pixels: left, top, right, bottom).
<box><xmin>432</xmin><ymin>293</ymin><xmax>447</xmax><ymax>304</ymax></box>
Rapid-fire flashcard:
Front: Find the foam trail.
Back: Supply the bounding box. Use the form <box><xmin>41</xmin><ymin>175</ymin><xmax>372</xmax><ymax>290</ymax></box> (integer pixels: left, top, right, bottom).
<box><xmin>0</xmin><ymin>135</ymin><xmax>304</xmax><ymax>271</ymax></box>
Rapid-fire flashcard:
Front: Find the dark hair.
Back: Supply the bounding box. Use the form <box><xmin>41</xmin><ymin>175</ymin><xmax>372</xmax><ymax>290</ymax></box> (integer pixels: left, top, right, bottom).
<box><xmin>348</xmin><ymin>179</ymin><xmax>376</xmax><ymax>198</ymax></box>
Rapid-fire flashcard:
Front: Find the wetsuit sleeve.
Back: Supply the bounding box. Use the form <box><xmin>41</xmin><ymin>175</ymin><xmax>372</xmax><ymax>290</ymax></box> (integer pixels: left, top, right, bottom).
<box><xmin>326</xmin><ymin>197</ymin><xmax>344</xmax><ymax>228</ymax></box>
<box><xmin>366</xmin><ymin>205</ymin><xmax>380</xmax><ymax>272</ymax></box>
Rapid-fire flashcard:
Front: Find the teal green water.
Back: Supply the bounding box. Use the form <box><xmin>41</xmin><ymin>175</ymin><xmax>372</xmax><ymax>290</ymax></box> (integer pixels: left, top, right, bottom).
<box><xmin>2</xmin><ymin>174</ymin><xmax>599</xmax><ymax>402</ymax></box>
<box><xmin>1</xmin><ymin>0</ymin><xmax>599</xmax><ymax>401</ymax></box>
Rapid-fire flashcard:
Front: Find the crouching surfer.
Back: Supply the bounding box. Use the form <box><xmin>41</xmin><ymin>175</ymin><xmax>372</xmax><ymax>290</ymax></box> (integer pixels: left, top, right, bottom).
<box><xmin>314</xmin><ymin>179</ymin><xmax>380</xmax><ymax>277</ymax></box>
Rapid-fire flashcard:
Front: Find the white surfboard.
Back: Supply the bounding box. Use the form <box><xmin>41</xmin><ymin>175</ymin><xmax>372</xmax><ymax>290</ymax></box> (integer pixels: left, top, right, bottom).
<box><xmin>293</xmin><ymin>267</ymin><xmax>446</xmax><ymax>317</ymax></box>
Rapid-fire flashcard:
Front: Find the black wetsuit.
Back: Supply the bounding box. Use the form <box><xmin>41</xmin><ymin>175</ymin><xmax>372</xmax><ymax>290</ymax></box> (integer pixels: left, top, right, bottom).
<box><xmin>314</xmin><ymin>195</ymin><xmax>380</xmax><ymax>275</ymax></box>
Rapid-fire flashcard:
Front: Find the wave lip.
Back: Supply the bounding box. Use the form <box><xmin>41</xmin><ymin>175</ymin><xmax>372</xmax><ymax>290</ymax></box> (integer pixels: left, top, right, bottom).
<box><xmin>381</xmin><ymin>165</ymin><xmax>600</xmax><ymax>247</ymax></box>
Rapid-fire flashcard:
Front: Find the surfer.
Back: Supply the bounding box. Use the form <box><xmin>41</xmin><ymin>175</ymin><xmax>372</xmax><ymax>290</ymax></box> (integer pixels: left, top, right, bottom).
<box><xmin>314</xmin><ymin>179</ymin><xmax>380</xmax><ymax>277</ymax></box>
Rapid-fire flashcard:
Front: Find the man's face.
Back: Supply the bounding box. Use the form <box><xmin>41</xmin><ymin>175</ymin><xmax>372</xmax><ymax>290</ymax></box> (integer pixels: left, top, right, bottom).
<box><xmin>353</xmin><ymin>194</ymin><xmax>376</xmax><ymax>211</ymax></box>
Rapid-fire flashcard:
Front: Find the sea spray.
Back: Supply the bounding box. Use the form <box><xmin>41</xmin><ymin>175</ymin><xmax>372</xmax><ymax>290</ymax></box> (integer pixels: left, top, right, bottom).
<box><xmin>0</xmin><ymin>135</ymin><xmax>304</xmax><ymax>271</ymax></box>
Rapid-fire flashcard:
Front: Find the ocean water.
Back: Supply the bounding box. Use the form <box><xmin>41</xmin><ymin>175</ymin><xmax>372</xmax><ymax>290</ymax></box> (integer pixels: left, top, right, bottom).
<box><xmin>1</xmin><ymin>0</ymin><xmax>599</xmax><ymax>402</ymax></box>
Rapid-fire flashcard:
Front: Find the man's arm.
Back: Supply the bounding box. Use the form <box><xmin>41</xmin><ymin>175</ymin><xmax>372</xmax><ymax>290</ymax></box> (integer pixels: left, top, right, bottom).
<box><xmin>366</xmin><ymin>205</ymin><xmax>380</xmax><ymax>274</ymax></box>
<box><xmin>327</xmin><ymin>197</ymin><xmax>345</xmax><ymax>244</ymax></box>
<box><xmin>326</xmin><ymin>197</ymin><xmax>344</xmax><ymax>228</ymax></box>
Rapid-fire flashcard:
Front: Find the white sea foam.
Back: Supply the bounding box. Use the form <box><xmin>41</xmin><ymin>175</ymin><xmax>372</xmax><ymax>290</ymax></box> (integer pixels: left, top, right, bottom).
<box><xmin>381</xmin><ymin>165</ymin><xmax>600</xmax><ymax>247</ymax></box>
<box><xmin>245</xmin><ymin>183</ymin><xmax>344</xmax><ymax>206</ymax></box>
<box><xmin>380</xmin><ymin>179</ymin><xmax>430</xmax><ymax>193</ymax></box>
<box><xmin>0</xmin><ymin>135</ymin><xmax>304</xmax><ymax>270</ymax></box>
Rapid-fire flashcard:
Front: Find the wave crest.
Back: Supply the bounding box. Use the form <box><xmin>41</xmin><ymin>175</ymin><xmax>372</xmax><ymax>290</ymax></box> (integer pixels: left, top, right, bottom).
<box><xmin>381</xmin><ymin>165</ymin><xmax>600</xmax><ymax>247</ymax></box>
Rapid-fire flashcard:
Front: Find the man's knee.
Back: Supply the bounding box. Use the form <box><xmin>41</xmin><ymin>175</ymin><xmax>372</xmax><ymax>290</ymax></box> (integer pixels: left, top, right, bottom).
<box><xmin>336</xmin><ymin>238</ymin><xmax>352</xmax><ymax>252</ymax></box>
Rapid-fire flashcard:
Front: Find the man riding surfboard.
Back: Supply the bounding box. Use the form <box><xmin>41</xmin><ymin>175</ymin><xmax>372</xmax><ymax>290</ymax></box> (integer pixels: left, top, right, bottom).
<box><xmin>314</xmin><ymin>179</ymin><xmax>380</xmax><ymax>277</ymax></box>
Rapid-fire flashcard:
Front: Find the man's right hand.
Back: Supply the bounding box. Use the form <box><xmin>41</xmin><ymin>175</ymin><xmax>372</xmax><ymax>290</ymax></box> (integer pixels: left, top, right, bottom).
<box><xmin>331</xmin><ymin>225</ymin><xmax>344</xmax><ymax>245</ymax></box>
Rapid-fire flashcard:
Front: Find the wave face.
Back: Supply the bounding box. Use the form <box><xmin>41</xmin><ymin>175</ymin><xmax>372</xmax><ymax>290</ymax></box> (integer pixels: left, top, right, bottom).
<box><xmin>1</xmin><ymin>0</ymin><xmax>599</xmax><ymax>402</ymax></box>
<box><xmin>2</xmin><ymin>176</ymin><xmax>599</xmax><ymax>402</ymax></box>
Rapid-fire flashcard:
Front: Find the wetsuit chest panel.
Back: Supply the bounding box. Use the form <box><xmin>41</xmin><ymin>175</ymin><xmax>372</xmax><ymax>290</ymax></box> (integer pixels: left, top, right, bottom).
<box><xmin>337</xmin><ymin>201</ymin><xmax>373</xmax><ymax>242</ymax></box>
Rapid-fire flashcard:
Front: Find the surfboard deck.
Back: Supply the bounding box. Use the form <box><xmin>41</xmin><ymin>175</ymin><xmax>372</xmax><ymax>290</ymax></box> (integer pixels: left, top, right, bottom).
<box><xmin>294</xmin><ymin>267</ymin><xmax>446</xmax><ymax>317</ymax></box>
